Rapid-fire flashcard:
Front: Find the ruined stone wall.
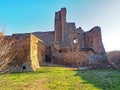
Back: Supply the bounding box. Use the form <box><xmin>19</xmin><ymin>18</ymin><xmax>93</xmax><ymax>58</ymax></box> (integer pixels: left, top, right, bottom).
<box><xmin>64</xmin><ymin>23</ymin><xmax>76</xmax><ymax>44</ymax></box>
<box><xmin>54</xmin><ymin>8</ymin><xmax>66</xmax><ymax>43</ymax></box>
<box><xmin>61</xmin><ymin>8</ymin><xmax>67</xmax><ymax>42</ymax></box>
<box><xmin>52</xmin><ymin>8</ymin><xmax>107</xmax><ymax>67</ymax></box>
<box><xmin>30</xmin><ymin>34</ymin><xmax>45</xmax><ymax>70</ymax></box>
<box><xmin>11</xmin><ymin>34</ymin><xmax>32</xmax><ymax>72</ymax></box>
<box><xmin>1</xmin><ymin>7</ymin><xmax>107</xmax><ymax>70</ymax></box>
<box><xmin>66</xmin><ymin>23</ymin><xmax>76</xmax><ymax>32</ymax></box>
<box><xmin>75</xmin><ymin>27</ymin><xmax>84</xmax><ymax>33</ymax></box>
<box><xmin>78</xmin><ymin>33</ymin><xmax>85</xmax><ymax>48</ymax></box>
<box><xmin>54</xmin><ymin>11</ymin><xmax>62</xmax><ymax>42</ymax></box>
<box><xmin>69</xmin><ymin>32</ymin><xmax>78</xmax><ymax>45</ymax></box>
<box><xmin>52</xmin><ymin>43</ymin><xmax>107</xmax><ymax>67</ymax></box>
<box><xmin>84</xmin><ymin>26</ymin><xmax>105</xmax><ymax>54</ymax></box>
<box><xmin>33</xmin><ymin>31</ymin><xmax>54</xmax><ymax>46</ymax></box>
<box><xmin>84</xmin><ymin>31</ymin><xmax>93</xmax><ymax>49</ymax></box>
<box><xmin>10</xmin><ymin>33</ymin><xmax>45</xmax><ymax>72</ymax></box>
<box><xmin>52</xmin><ymin>44</ymin><xmax>93</xmax><ymax>66</ymax></box>
<box><xmin>91</xmin><ymin>27</ymin><xmax>105</xmax><ymax>53</ymax></box>
<box><xmin>33</xmin><ymin>31</ymin><xmax>55</xmax><ymax>63</ymax></box>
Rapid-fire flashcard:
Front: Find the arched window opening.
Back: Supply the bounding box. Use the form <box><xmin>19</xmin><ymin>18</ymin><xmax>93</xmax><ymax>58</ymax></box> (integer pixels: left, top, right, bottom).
<box><xmin>73</xmin><ymin>38</ymin><xmax>77</xmax><ymax>44</ymax></box>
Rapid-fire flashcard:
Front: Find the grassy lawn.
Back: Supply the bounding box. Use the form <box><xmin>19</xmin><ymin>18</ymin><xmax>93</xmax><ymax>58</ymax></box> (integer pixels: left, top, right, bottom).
<box><xmin>0</xmin><ymin>64</ymin><xmax>120</xmax><ymax>90</ymax></box>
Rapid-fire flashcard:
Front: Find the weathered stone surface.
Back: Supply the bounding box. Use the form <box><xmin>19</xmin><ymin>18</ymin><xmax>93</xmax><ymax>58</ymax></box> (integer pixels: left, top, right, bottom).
<box><xmin>1</xmin><ymin>7</ymin><xmax>108</xmax><ymax>72</ymax></box>
<box><xmin>10</xmin><ymin>34</ymin><xmax>45</xmax><ymax>72</ymax></box>
<box><xmin>30</xmin><ymin>34</ymin><xmax>45</xmax><ymax>70</ymax></box>
<box><xmin>33</xmin><ymin>31</ymin><xmax>54</xmax><ymax>46</ymax></box>
<box><xmin>86</xmin><ymin>53</ymin><xmax>108</xmax><ymax>68</ymax></box>
<box><xmin>52</xmin><ymin>44</ymin><xmax>93</xmax><ymax>67</ymax></box>
<box><xmin>54</xmin><ymin>7</ymin><xmax>66</xmax><ymax>43</ymax></box>
<box><xmin>51</xmin><ymin>8</ymin><xmax>107</xmax><ymax>67</ymax></box>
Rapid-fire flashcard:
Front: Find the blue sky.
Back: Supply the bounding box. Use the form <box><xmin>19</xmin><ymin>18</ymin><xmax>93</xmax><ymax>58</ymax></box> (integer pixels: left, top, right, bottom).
<box><xmin>0</xmin><ymin>0</ymin><xmax>120</xmax><ymax>51</ymax></box>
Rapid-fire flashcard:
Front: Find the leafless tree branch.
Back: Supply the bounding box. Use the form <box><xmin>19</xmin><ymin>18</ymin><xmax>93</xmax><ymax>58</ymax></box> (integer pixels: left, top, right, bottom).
<box><xmin>0</xmin><ymin>34</ymin><xmax>17</xmax><ymax>73</ymax></box>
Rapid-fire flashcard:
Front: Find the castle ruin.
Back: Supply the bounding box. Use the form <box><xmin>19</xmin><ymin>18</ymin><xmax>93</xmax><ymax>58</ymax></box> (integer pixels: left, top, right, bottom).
<box><xmin>1</xmin><ymin>8</ymin><xmax>107</xmax><ymax>72</ymax></box>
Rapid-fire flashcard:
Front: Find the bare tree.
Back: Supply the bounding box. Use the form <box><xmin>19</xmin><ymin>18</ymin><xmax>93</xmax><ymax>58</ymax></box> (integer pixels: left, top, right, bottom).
<box><xmin>64</xmin><ymin>45</ymin><xmax>92</xmax><ymax>69</ymax></box>
<box><xmin>0</xmin><ymin>33</ymin><xmax>17</xmax><ymax>73</ymax></box>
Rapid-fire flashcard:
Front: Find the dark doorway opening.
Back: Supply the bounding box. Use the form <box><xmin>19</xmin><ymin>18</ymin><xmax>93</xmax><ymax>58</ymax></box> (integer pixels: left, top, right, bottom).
<box><xmin>45</xmin><ymin>55</ymin><xmax>51</xmax><ymax>62</ymax></box>
<box><xmin>45</xmin><ymin>46</ymin><xmax>51</xmax><ymax>62</ymax></box>
<box><xmin>22</xmin><ymin>66</ymin><xmax>26</xmax><ymax>71</ymax></box>
<box><xmin>23</xmin><ymin>66</ymin><xmax>26</xmax><ymax>70</ymax></box>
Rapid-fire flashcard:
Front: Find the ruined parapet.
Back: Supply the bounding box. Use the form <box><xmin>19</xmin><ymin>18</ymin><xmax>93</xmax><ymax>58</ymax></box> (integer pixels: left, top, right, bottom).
<box><xmin>84</xmin><ymin>26</ymin><xmax>105</xmax><ymax>54</ymax></box>
<box><xmin>75</xmin><ymin>27</ymin><xmax>84</xmax><ymax>33</ymax></box>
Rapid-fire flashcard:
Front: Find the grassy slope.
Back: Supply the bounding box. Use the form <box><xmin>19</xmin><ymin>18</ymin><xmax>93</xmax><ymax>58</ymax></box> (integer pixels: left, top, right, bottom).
<box><xmin>0</xmin><ymin>65</ymin><xmax>120</xmax><ymax>90</ymax></box>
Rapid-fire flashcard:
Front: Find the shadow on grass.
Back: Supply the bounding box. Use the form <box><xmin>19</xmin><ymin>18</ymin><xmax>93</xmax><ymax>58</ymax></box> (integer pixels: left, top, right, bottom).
<box><xmin>10</xmin><ymin>67</ymin><xmax>51</xmax><ymax>75</ymax></box>
<box><xmin>75</xmin><ymin>69</ymin><xmax>120</xmax><ymax>90</ymax></box>
<box><xmin>42</xmin><ymin>63</ymin><xmax>120</xmax><ymax>90</ymax></box>
<box><xmin>2</xmin><ymin>63</ymin><xmax>120</xmax><ymax>90</ymax></box>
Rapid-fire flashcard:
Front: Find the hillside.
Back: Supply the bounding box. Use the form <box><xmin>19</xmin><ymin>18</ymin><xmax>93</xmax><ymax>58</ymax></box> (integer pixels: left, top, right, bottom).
<box><xmin>107</xmin><ymin>50</ymin><xmax>120</xmax><ymax>69</ymax></box>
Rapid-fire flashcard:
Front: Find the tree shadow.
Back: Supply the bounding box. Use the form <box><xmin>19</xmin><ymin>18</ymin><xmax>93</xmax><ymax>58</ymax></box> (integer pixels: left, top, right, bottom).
<box><xmin>74</xmin><ymin>69</ymin><xmax>120</xmax><ymax>90</ymax></box>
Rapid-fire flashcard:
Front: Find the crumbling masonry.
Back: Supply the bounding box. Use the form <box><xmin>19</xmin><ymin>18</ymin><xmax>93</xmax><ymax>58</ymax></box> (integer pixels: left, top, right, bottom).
<box><xmin>2</xmin><ymin>8</ymin><xmax>107</xmax><ymax>72</ymax></box>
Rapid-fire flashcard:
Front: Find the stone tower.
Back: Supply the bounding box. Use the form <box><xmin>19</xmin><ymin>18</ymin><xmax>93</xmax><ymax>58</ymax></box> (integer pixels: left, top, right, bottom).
<box><xmin>54</xmin><ymin>8</ymin><xmax>66</xmax><ymax>43</ymax></box>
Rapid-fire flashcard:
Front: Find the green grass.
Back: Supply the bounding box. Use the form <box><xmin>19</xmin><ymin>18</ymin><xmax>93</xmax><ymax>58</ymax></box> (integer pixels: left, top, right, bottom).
<box><xmin>0</xmin><ymin>65</ymin><xmax>120</xmax><ymax>90</ymax></box>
